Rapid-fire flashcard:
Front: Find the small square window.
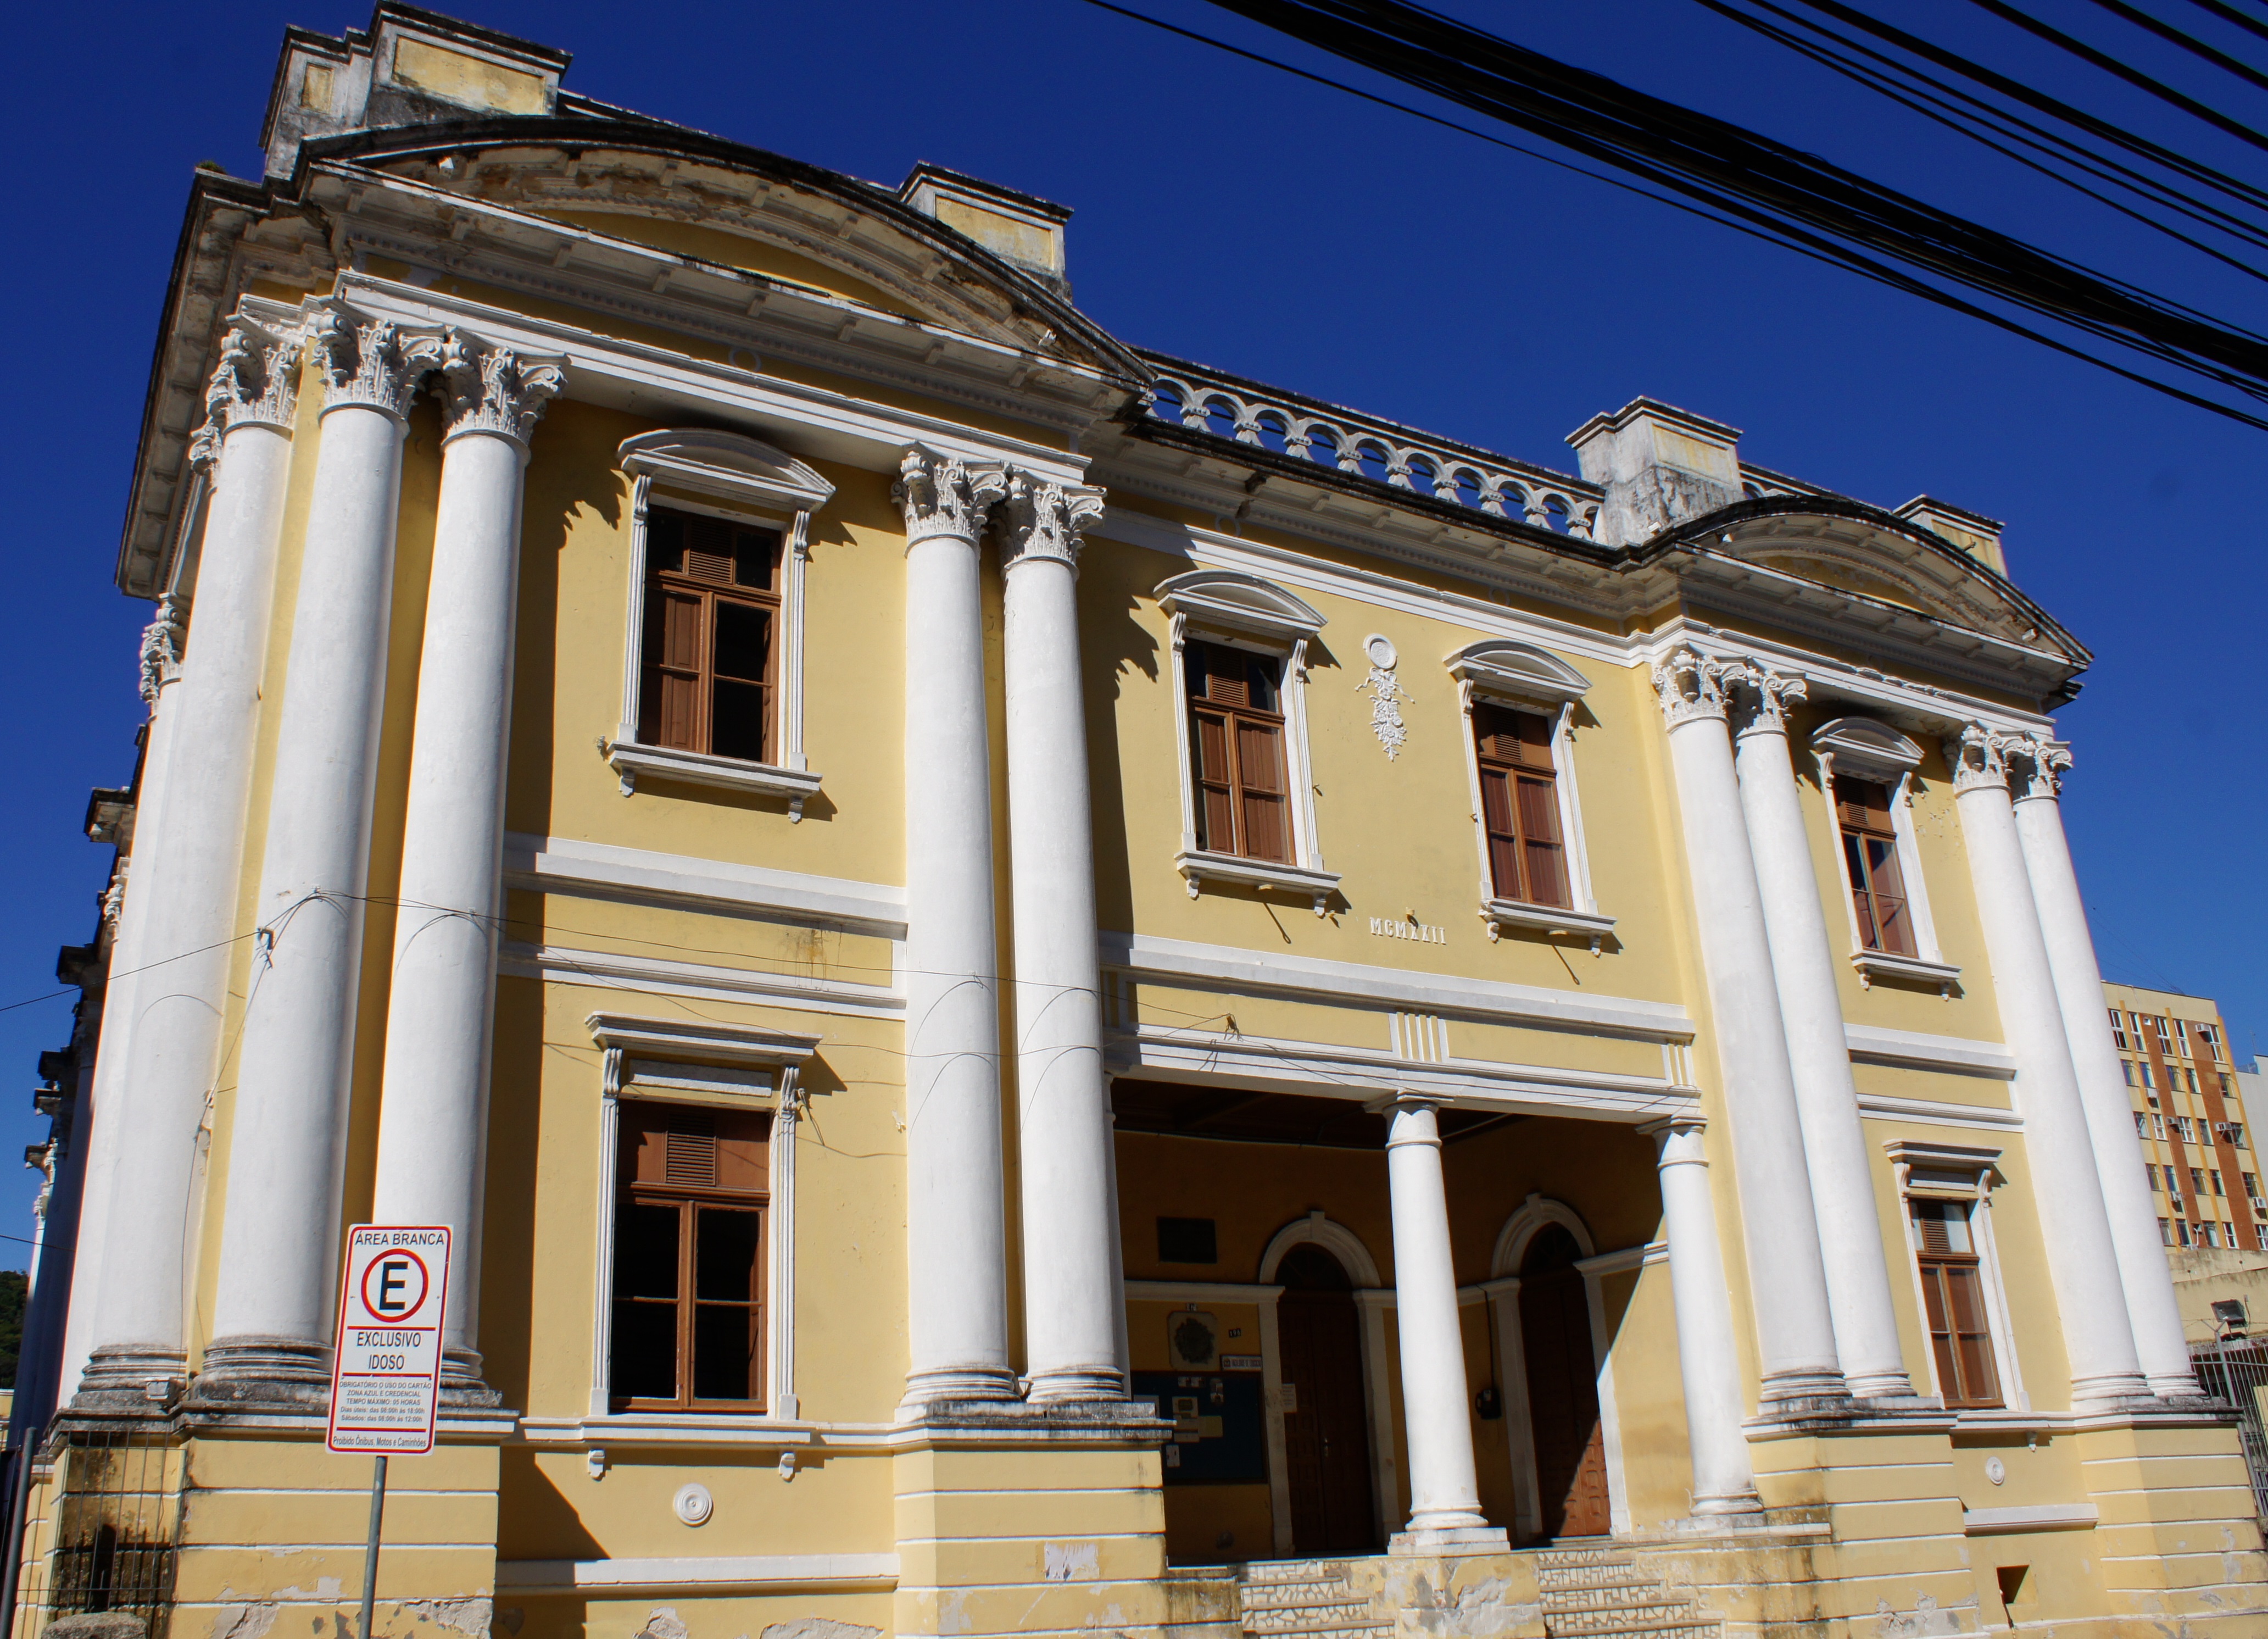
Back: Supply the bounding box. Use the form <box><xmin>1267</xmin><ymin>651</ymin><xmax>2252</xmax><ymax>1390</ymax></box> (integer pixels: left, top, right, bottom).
<box><xmin>1157</xmin><ymin>1216</ymin><xmax>1218</xmax><ymax>1264</ymax></box>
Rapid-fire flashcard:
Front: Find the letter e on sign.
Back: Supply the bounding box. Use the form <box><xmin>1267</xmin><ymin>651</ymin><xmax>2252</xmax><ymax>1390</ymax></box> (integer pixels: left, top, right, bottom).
<box><xmin>327</xmin><ymin>1224</ymin><xmax>451</xmax><ymax>1455</ymax></box>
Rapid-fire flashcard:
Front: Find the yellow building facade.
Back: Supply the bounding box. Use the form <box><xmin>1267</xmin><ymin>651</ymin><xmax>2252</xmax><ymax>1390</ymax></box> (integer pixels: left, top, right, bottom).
<box><xmin>20</xmin><ymin>8</ymin><xmax>2267</xmax><ymax>1638</ymax></box>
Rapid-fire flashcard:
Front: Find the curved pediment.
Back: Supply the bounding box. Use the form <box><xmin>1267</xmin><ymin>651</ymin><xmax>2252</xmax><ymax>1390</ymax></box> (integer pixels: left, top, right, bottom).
<box><xmin>1155</xmin><ymin>570</ymin><xmax>1326</xmax><ymax>642</ymax></box>
<box><xmin>1656</xmin><ymin>496</ymin><xmax>2083</xmax><ymax>665</ymax></box>
<box><xmin>1444</xmin><ymin>640</ymin><xmax>1591</xmax><ymax>704</ymax></box>
<box><xmin>298</xmin><ymin>119</ymin><xmax>1145</xmax><ymax>381</ymax></box>
<box><xmin>618</xmin><ymin>428</ymin><xmax>834</xmax><ymax>511</ymax></box>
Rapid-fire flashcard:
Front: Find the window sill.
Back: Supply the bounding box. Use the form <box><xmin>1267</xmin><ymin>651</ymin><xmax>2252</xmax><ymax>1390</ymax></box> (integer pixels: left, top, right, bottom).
<box><xmin>608</xmin><ymin>741</ymin><xmax>823</xmax><ymax>819</ymax></box>
<box><xmin>1481</xmin><ymin>898</ymin><xmax>1617</xmax><ymax>953</ymax></box>
<box><xmin>1851</xmin><ymin>949</ymin><xmax>1962</xmax><ymax>996</ymax></box>
<box><xmin>522</xmin><ymin>1412</ymin><xmax>813</xmax><ymax>1448</ymax></box>
<box><xmin>1174</xmin><ymin>850</ymin><xmax>1340</xmax><ymax>916</ymax></box>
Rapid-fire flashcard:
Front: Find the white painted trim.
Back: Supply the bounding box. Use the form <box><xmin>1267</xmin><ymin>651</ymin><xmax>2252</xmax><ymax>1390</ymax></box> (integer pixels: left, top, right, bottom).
<box><xmin>520</xmin><ymin>1414</ymin><xmax>818</xmax><ymax>1447</ymax></box>
<box><xmin>1111</xmin><ymin>1023</ymin><xmax>1701</xmax><ymax>1124</ymax></box>
<box><xmin>501</xmin><ymin>832</ymin><xmax>906</xmax><ymax>938</ymax></box>
<box><xmin>333</xmin><ymin>273</ymin><xmax>1093</xmax><ymax>482</ymax></box>
<box><xmin>1256</xmin><ymin>1288</ymin><xmax>1292</xmax><ymax>1557</ymax></box>
<box><xmin>1172</xmin><ymin>850</ymin><xmax>1341</xmax><ymax>915</ymax></box>
<box><xmin>1843</xmin><ymin>1023</ymin><xmax>2016</xmax><ymax>1078</ymax></box>
<box><xmin>605</xmin><ymin>742</ymin><xmax>825</xmax><ymax>816</ymax></box>
<box><xmin>1856</xmin><ymin>1093</ymin><xmax>2022</xmax><ymax>1132</ymax></box>
<box><xmin>617</xmin><ymin>471</ymin><xmax>653</xmax><ymax>743</ymax></box>
<box><xmin>1481</xmin><ymin>1277</ymin><xmax>1539</xmax><ymax>1541</ymax></box>
<box><xmin>1812</xmin><ymin>743</ymin><xmax>1952</xmax><ymax>980</ymax></box>
<box><xmin>590</xmin><ymin>1047</ymin><xmax>623</xmax><ymax>1418</ymax></box>
<box><xmin>1963</xmin><ymin>1503</ymin><xmax>2096</xmax><ymax>1534</ymax></box>
<box><xmin>502</xmin><ymin>942</ymin><xmax>902</xmax><ymax>1020</ymax></box>
<box><xmin>1355</xmin><ymin>1287</ymin><xmax>1400</xmax><ymax>1542</ymax></box>
<box><xmin>770</xmin><ymin>1090</ymin><xmax>801</xmax><ymax>1420</ymax></box>
<box><xmin>1490</xmin><ymin>1195</ymin><xmax>1599</xmax><ymax>1277</ymax></box>
<box><xmin>1453</xmin><ymin>681</ymin><xmax>1613</xmax><ymax>951</ymax></box>
<box><xmin>495</xmin><ymin>1553</ymin><xmax>896</xmax><ymax>1593</ymax></box>
<box><xmin>586</xmin><ymin>1011</ymin><xmax>821</xmax><ymax>1068</ymax></box>
<box><xmin>1887</xmin><ymin>1143</ymin><xmax>2030</xmax><ymax>1415</ymax></box>
<box><xmin>1581</xmin><ymin>1262</ymin><xmax>1633</xmax><ymax>1538</ymax></box>
<box><xmin>1098</xmin><ymin>930</ymin><xmax>1693</xmax><ymax>1042</ymax></box>
<box><xmin>1257</xmin><ymin>1210</ymin><xmax>1385</xmax><ymax>1287</ymax></box>
<box><xmin>1851</xmin><ymin>947</ymin><xmax>1963</xmax><ymax>995</ymax></box>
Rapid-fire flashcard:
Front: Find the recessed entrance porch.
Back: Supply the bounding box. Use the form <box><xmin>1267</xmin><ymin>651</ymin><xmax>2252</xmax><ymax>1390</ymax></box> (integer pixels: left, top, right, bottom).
<box><xmin>1110</xmin><ymin>1078</ymin><xmax>1678</xmax><ymax>1565</ymax></box>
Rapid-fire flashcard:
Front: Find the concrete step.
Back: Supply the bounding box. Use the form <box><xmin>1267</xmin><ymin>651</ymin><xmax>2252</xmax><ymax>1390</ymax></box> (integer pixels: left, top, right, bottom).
<box><xmin>1542</xmin><ymin>1623</ymin><xmax>1719</xmax><ymax>1639</ymax></box>
<box><xmin>1242</xmin><ymin>1596</ymin><xmax>1375</xmax><ymax>1621</ymax></box>
<box><xmin>1541</xmin><ymin>1602</ymin><xmax>1700</xmax><ymax>1629</ymax></box>
<box><xmin>1541</xmin><ymin>1590</ymin><xmax>1696</xmax><ymax>1614</ymax></box>
<box><xmin>1239</xmin><ymin>1625</ymin><xmax>1390</xmax><ymax>1639</ymax></box>
<box><xmin>1239</xmin><ymin>1559</ymin><xmax>1358</xmax><ymax>1585</ymax></box>
<box><xmin>1535</xmin><ymin>1548</ymin><xmax>1634</xmax><ymax>1569</ymax></box>
<box><xmin>1536</xmin><ymin>1568</ymin><xmax>1657</xmax><ymax>1593</ymax></box>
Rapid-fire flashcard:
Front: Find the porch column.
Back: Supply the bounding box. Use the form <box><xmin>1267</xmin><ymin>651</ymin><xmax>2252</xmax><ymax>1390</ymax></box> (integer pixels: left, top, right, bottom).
<box><xmin>894</xmin><ymin>446</ymin><xmax>1017</xmax><ymax>1408</ymax></box>
<box><xmin>1945</xmin><ymin>725</ymin><xmax>2152</xmax><ymax>1408</ymax></box>
<box><xmin>1384</xmin><ymin>1096</ymin><xmax>1508</xmax><ymax>1553</ymax></box>
<box><xmin>1651</xmin><ymin>648</ymin><xmax>1848</xmax><ymax>1409</ymax></box>
<box><xmin>370</xmin><ymin>335</ymin><xmax>562</xmax><ymax>1394</ymax></box>
<box><xmin>997</xmin><ymin>470</ymin><xmax>1122</xmax><ymax>1402</ymax></box>
<box><xmin>1640</xmin><ymin>1115</ymin><xmax>1762</xmax><ymax>1515</ymax></box>
<box><xmin>1725</xmin><ymin>664</ymin><xmax>1914</xmax><ymax>1401</ymax></box>
<box><xmin>199</xmin><ymin>302</ymin><xmax>442</xmax><ymax>1402</ymax></box>
<box><xmin>58</xmin><ymin>594</ymin><xmax>190</xmax><ymax>1401</ymax></box>
<box><xmin>74</xmin><ymin>318</ymin><xmax>304</xmax><ymax>1407</ymax></box>
<box><xmin>2004</xmin><ymin>737</ymin><xmax>2197</xmax><ymax>1396</ymax></box>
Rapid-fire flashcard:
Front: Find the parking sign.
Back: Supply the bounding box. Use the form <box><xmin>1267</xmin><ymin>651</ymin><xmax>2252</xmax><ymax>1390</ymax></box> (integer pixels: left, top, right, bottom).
<box><xmin>328</xmin><ymin>1225</ymin><xmax>451</xmax><ymax>1454</ymax></box>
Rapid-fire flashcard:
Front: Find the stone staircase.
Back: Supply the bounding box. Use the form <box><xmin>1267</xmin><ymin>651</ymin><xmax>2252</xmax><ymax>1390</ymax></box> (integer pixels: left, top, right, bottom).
<box><xmin>1536</xmin><ymin>1547</ymin><xmax>1722</xmax><ymax>1639</ymax></box>
<box><xmin>1236</xmin><ymin>1558</ymin><xmax>1392</xmax><ymax>1639</ymax></box>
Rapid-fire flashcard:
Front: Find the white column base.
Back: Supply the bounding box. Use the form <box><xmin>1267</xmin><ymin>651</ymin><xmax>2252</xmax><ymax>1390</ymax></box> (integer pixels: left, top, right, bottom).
<box><xmin>1026</xmin><ymin>1369</ymin><xmax>1127</xmax><ymax>1403</ymax></box>
<box><xmin>1390</xmin><ymin>1524</ymin><xmax>1511</xmax><ymax>1556</ymax></box>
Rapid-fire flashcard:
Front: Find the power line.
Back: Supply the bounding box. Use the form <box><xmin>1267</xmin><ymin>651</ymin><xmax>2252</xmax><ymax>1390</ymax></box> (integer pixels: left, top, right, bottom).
<box><xmin>1958</xmin><ymin>0</ymin><xmax>2268</xmax><ymax>152</ymax></box>
<box><xmin>2082</xmin><ymin>0</ymin><xmax>2268</xmax><ymax>95</ymax></box>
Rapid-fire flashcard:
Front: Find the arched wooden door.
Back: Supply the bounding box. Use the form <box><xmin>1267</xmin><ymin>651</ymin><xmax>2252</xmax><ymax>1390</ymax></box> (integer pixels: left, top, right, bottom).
<box><xmin>1275</xmin><ymin>1243</ymin><xmax>1378</xmax><ymax>1554</ymax></box>
<box><xmin>1518</xmin><ymin>1225</ymin><xmax>1611</xmax><ymax>1538</ymax></box>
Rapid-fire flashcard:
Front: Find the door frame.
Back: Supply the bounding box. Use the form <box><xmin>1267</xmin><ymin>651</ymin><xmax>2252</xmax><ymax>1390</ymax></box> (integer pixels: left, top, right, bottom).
<box><xmin>1259</xmin><ymin>1213</ymin><xmax>1389</xmax><ymax>1555</ymax></box>
<box><xmin>1486</xmin><ymin>1196</ymin><xmax>1639</xmax><ymax>1539</ymax></box>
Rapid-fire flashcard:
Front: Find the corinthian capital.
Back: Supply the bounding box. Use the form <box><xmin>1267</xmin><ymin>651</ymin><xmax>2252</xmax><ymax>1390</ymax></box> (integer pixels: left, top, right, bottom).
<box><xmin>1942</xmin><ymin>723</ymin><xmax>2013</xmax><ymax>793</ymax></box>
<box><xmin>308</xmin><ymin>299</ymin><xmax>444</xmax><ymax>420</ymax></box>
<box><xmin>2005</xmin><ymin>735</ymin><xmax>2072</xmax><ymax>803</ymax></box>
<box><xmin>138</xmin><ymin>594</ymin><xmax>188</xmax><ymax>705</ymax></box>
<box><xmin>439</xmin><ymin>333</ymin><xmax>566</xmax><ymax>449</ymax></box>
<box><xmin>895</xmin><ymin>445</ymin><xmax>1007</xmax><ymax>548</ymax></box>
<box><xmin>191</xmin><ymin>317</ymin><xmax>303</xmax><ymax>466</ymax></box>
<box><xmin>998</xmin><ymin>469</ymin><xmax>1105</xmax><ymax>572</ymax></box>
<box><xmin>1651</xmin><ymin>646</ymin><xmax>1730</xmax><ymax>728</ymax></box>
<box><xmin>1721</xmin><ymin>659</ymin><xmax>1808</xmax><ymax>737</ymax></box>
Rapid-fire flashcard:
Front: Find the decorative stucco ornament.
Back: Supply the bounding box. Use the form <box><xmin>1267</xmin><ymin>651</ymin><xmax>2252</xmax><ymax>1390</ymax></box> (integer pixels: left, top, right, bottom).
<box><xmin>1361</xmin><ymin>633</ymin><xmax>1411</xmax><ymax>759</ymax></box>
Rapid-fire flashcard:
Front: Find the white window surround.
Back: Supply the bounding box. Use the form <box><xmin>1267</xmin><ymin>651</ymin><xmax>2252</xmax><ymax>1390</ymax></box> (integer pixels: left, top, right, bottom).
<box><xmin>586</xmin><ymin>1010</ymin><xmax>822</xmax><ymax>1425</ymax></box>
<box><xmin>1445</xmin><ymin>640</ymin><xmax>1614</xmax><ymax>952</ymax></box>
<box><xmin>1884</xmin><ymin>1139</ymin><xmax>2027</xmax><ymax>1415</ymax></box>
<box><xmin>1156</xmin><ymin>570</ymin><xmax>1340</xmax><ymax>915</ymax></box>
<box><xmin>608</xmin><ymin>429</ymin><xmax>836</xmax><ymax>820</ymax></box>
<box><xmin>1810</xmin><ymin>716</ymin><xmax>1960</xmax><ymax>995</ymax></box>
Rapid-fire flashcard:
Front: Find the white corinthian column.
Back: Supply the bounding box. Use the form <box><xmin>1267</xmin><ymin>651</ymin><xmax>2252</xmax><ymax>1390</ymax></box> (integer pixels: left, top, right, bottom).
<box><xmin>895</xmin><ymin>446</ymin><xmax>1017</xmax><ymax>1409</ymax></box>
<box><xmin>1946</xmin><ymin>726</ymin><xmax>2151</xmax><ymax>1408</ymax></box>
<box><xmin>2006</xmin><ymin>738</ymin><xmax>2198</xmax><ymax>1397</ymax></box>
<box><xmin>1639</xmin><ymin>1115</ymin><xmax>1762</xmax><ymax>1515</ymax></box>
<box><xmin>74</xmin><ymin>318</ymin><xmax>304</xmax><ymax>1408</ymax></box>
<box><xmin>199</xmin><ymin>302</ymin><xmax>443</xmax><ymax>1402</ymax></box>
<box><xmin>1652</xmin><ymin>648</ymin><xmax>1848</xmax><ymax>1410</ymax></box>
<box><xmin>371</xmin><ymin>336</ymin><xmax>562</xmax><ymax>1397</ymax></box>
<box><xmin>1725</xmin><ymin>665</ymin><xmax>1914</xmax><ymax>1401</ymax></box>
<box><xmin>1385</xmin><ymin>1096</ymin><xmax>1507</xmax><ymax>1553</ymax></box>
<box><xmin>997</xmin><ymin>469</ymin><xmax>1123</xmax><ymax>1403</ymax></box>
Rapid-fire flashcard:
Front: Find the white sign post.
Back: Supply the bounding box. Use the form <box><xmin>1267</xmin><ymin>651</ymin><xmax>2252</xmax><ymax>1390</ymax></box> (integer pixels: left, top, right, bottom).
<box><xmin>330</xmin><ymin>1224</ymin><xmax>450</xmax><ymax>1639</ymax></box>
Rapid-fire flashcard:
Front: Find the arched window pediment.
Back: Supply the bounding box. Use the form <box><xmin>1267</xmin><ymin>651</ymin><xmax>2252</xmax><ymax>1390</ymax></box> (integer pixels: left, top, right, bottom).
<box><xmin>1811</xmin><ymin>716</ymin><xmax>1925</xmax><ymax>784</ymax></box>
<box><xmin>1445</xmin><ymin>640</ymin><xmax>1591</xmax><ymax>706</ymax></box>
<box><xmin>1155</xmin><ymin>569</ymin><xmax>1325</xmax><ymax>644</ymax></box>
<box><xmin>618</xmin><ymin>427</ymin><xmax>834</xmax><ymax>513</ymax></box>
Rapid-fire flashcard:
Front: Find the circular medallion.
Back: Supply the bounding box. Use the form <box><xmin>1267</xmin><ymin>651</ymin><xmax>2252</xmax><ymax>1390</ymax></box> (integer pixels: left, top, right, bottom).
<box><xmin>1364</xmin><ymin>634</ymin><xmax>1398</xmax><ymax>670</ymax></box>
<box><xmin>673</xmin><ymin>1482</ymin><xmax>714</xmax><ymax>1525</ymax></box>
<box><xmin>1984</xmin><ymin>1456</ymin><xmax>2007</xmax><ymax>1486</ymax></box>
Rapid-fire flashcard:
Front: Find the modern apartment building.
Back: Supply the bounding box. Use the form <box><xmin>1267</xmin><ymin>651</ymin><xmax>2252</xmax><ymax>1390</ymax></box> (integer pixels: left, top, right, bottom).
<box><xmin>2107</xmin><ymin>984</ymin><xmax>2260</xmax><ymax>1254</ymax></box>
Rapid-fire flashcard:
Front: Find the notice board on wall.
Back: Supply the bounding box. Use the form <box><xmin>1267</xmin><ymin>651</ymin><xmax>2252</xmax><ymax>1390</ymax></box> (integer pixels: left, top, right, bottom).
<box><xmin>1133</xmin><ymin>1369</ymin><xmax>1267</xmax><ymax>1484</ymax></box>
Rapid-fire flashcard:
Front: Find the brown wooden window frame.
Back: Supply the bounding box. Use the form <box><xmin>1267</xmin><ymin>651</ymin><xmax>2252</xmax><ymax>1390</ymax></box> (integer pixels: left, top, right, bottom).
<box><xmin>1910</xmin><ymin>1198</ymin><xmax>2002</xmax><ymax>1410</ymax></box>
<box><xmin>1185</xmin><ymin>638</ymin><xmax>1295</xmax><ymax>865</ymax></box>
<box><xmin>1835</xmin><ymin>775</ymin><xmax>1918</xmax><ymax>958</ymax></box>
<box><xmin>1472</xmin><ymin>701</ymin><xmax>1570</xmax><ymax>910</ymax></box>
<box><xmin>609</xmin><ymin>1100</ymin><xmax>770</xmax><ymax>1415</ymax></box>
<box><xmin>637</xmin><ymin>503</ymin><xmax>785</xmax><ymax>767</ymax></box>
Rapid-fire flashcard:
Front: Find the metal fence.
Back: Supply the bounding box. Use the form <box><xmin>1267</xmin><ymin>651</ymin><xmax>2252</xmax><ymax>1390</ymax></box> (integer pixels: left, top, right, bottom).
<box><xmin>9</xmin><ymin>1431</ymin><xmax>181</xmax><ymax>1639</ymax></box>
<box><xmin>2192</xmin><ymin>1341</ymin><xmax>2268</xmax><ymax>1521</ymax></box>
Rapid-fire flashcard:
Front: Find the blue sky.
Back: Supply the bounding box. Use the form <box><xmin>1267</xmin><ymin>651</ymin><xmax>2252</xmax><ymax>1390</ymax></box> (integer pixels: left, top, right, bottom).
<box><xmin>1</xmin><ymin>0</ymin><xmax>2260</xmax><ymax>1258</ymax></box>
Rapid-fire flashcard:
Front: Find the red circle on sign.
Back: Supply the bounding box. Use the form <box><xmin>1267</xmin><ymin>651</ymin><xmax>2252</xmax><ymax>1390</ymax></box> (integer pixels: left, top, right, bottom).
<box><xmin>360</xmin><ymin>1248</ymin><xmax>430</xmax><ymax>1320</ymax></box>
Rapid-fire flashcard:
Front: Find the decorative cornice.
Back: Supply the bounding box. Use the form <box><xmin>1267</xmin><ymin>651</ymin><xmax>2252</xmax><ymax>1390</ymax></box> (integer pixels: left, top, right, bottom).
<box><xmin>1723</xmin><ymin>659</ymin><xmax>1808</xmax><ymax>737</ymax></box>
<box><xmin>190</xmin><ymin>318</ymin><xmax>303</xmax><ymax>466</ymax></box>
<box><xmin>308</xmin><ymin>299</ymin><xmax>444</xmax><ymax>420</ymax></box>
<box><xmin>439</xmin><ymin>333</ymin><xmax>566</xmax><ymax>449</ymax></box>
<box><xmin>895</xmin><ymin>445</ymin><xmax>1007</xmax><ymax>549</ymax></box>
<box><xmin>996</xmin><ymin>468</ymin><xmax>1105</xmax><ymax>573</ymax></box>
<box><xmin>2005</xmin><ymin>735</ymin><xmax>2072</xmax><ymax>803</ymax></box>
<box><xmin>1651</xmin><ymin>646</ymin><xmax>1730</xmax><ymax>728</ymax></box>
<box><xmin>137</xmin><ymin>595</ymin><xmax>187</xmax><ymax>705</ymax></box>
<box><xmin>1943</xmin><ymin>723</ymin><xmax>2014</xmax><ymax>793</ymax></box>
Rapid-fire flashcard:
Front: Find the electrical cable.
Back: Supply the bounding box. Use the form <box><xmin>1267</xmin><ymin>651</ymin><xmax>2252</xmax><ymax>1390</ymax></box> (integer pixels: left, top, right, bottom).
<box><xmin>2081</xmin><ymin>0</ymin><xmax>2268</xmax><ymax>94</ymax></box>
<box><xmin>2178</xmin><ymin>0</ymin><xmax>2268</xmax><ymax>51</ymax></box>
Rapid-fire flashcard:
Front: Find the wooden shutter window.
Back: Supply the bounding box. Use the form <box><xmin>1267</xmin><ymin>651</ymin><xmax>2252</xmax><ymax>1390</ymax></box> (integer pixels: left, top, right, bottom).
<box><xmin>1474</xmin><ymin>703</ymin><xmax>1568</xmax><ymax>908</ymax></box>
<box><xmin>611</xmin><ymin>1099</ymin><xmax>770</xmax><ymax>1413</ymax></box>
<box><xmin>1911</xmin><ymin>1200</ymin><xmax>2000</xmax><ymax>1409</ymax></box>
<box><xmin>637</xmin><ymin>504</ymin><xmax>783</xmax><ymax>765</ymax></box>
<box><xmin>1187</xmin><ymin>641</ymin><xmax>1291</xmax><ymax>864</ymax></box>
<box><xmin>1836</xmin><ymin>776</ymin><xmax>1915</xmax><ymax>957</ymax></box>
